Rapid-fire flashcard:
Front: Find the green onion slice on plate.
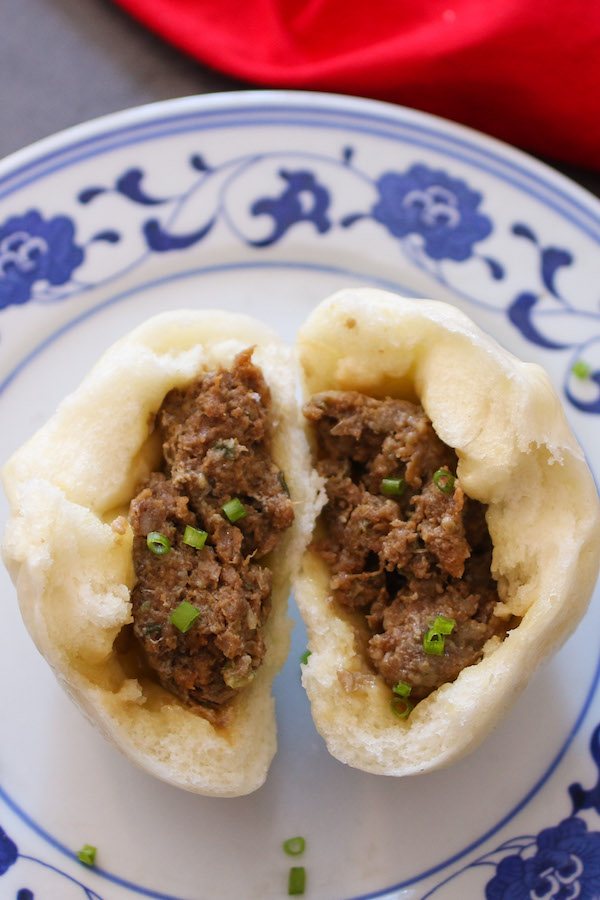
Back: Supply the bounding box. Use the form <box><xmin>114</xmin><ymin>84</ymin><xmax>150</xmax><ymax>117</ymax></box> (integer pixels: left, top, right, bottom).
<box><xmin>288</xmin><ymin>866</ymin><xmax>306</xmax><ymax>895</ymax></box>
<box><xmin>77</xmin><ymin>844</ymin><xmax>97</xmax><ymax>867</ymax></box>
<box><xmin>283</xmin><ymin>837</ymin><xmax>306</xmax><ymax>856</ymax></box>
<box><xmin>572</xmin><ymin>360</ymin><xmax>591</xmax><ymax>380</ymax></box>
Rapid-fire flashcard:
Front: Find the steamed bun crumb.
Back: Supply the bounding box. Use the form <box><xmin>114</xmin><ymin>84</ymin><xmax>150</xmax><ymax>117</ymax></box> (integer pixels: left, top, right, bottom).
<box><xmin>117</xmin><ymin>679</ymin><xmax>146</xmax><ymax>705</ymax></box>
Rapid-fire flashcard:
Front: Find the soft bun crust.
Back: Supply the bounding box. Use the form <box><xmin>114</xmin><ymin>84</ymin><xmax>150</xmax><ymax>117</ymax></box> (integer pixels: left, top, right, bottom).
<box><xmin>2</xmin><ymin>310</ymin><xmax>321</xmax><ymax>796</ymax></box>
<box><xmin>295</xmin><ymin>288</ymin><xmax>600</xmax><ymax>776</ymax></box>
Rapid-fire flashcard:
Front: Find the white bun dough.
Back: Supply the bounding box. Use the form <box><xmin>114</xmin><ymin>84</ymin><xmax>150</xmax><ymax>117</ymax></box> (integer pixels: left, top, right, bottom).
<box><xmin>2</xmin><ymin>310</ymin><xmax>321</xmax><ymax>796</ymax></box>
<box><xmin>295</xmin><ymin>288</ymin><xmax>600</xmax><ymax>776</ymax></box>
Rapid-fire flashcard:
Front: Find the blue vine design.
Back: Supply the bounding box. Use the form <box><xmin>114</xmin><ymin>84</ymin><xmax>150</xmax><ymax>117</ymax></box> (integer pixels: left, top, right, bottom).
<box><xmin>249</xmin><ymin>169</ymin><xmax>331</xmax><ymax>246</ymax></box>
<box><xmin>0</xmin><ymin>826</ymin><xmax>104</xmax><ymax>899</ymax></box>
<box><xmin>505</xmin><ymin>224</ymin><xmax>600</xmax><ymax>414</ymax></box>
<box><xmin>4</xmin><ymin>727</ymin><xmax>600</xmax><ymax>896</ymax></box>
<box><xmin>0</xmin><ymin>147</ymin><xmax>598</xmax><ymax>413</ymax></box>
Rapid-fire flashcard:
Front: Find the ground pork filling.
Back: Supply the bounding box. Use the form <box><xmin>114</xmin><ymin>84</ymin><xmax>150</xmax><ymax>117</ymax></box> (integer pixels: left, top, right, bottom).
<box><xmin>127</xmin><ymin>349</ymin><xmax>294</xmax><ymax>725</ymax></box>
<box><xmin>304</xmin><ymin>390</ymin><xmax>510</xmax><ymax>708</ymax></box>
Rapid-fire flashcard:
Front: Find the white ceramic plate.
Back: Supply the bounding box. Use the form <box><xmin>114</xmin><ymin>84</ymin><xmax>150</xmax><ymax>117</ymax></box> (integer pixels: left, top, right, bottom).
<box><xmin>1</xmin><ymin>91</ymin><xmax>599</xmax><ymax>900</ymax></box>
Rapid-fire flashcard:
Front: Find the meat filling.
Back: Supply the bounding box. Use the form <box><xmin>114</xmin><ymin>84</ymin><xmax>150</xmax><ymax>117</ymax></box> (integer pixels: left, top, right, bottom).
<box><xmin>128</xmin><ymin>349</ymin><xmax>294</xmax><ymax>723</ymax></box>
<box><xmin>304</xmin><ymin>390</ymin><xmax>509</xmax><ymax>704</ymax></box>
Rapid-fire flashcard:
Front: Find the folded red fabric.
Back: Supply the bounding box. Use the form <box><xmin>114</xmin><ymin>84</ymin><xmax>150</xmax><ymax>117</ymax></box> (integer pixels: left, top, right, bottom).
<box><xmin>113</xmin><ymin>0</ymin><xmax>600</xmax><ymax>170</ymax></box>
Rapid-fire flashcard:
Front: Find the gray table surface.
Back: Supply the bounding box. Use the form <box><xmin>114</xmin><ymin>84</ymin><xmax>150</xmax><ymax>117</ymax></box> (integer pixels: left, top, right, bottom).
<box><xmin>3</xmin><ymin>0</ymin><xmax>600</xmax><ymax>202</ymax></box>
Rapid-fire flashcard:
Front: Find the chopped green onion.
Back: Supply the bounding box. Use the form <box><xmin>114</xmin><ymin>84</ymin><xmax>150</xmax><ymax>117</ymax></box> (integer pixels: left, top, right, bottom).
<box><xmin>183</xmin><ymin>525</ymin><xmax>208</xmax><ymax>550</ymax></box>
<box><xmin>423</xmin><ymin>629</ymin><xmax>445</xmax><ymax>656</ymax></box>
<box><xmin>288</xmin><ymin>866</ymin><xmax>306</xmax><ymax>895</ymax></box>
<box><xmin>278</xmin><ymin>470</ymin><xmax>291</xmax><ymax>497</ymax></box>
<box><xmin>222</xmin><ymin>497</ymin><xmax>247</xmax><ymax>524</ymax></box>
<box><xmin>77</xmin><ymin>844</ymin><xmax>97</xmax><ymax>867</ymax></box>
<box><xmin>392</xmin><ymin>680</ymin><xmax>412</xmax><ymax>697</ymax></box>
<box><xmin>423</xmin><ymin>614</ymin><xmax>456</xmax><ymax>655</ymax></box>
<box><xmin>432</xmin><ymin>615</ymin><xmax>456</xmax><ymax>635</ymax></box>
<box><xmin>390</xmin><ymin>696</ymin><xmax>414</xmax><ymax>719</ymax></box>
<box><xmin>433</xmin><ymin>469</ymin><xmax>456</xmax><ymax>494</ymax></box>
<box><xmin>146</xmin><ymin>531</ymin><xmax>171</xmax><ymax>555</ymax></box>
<box><xmin>300</xmin><ymin>650</ymin><xmax>312</xmax><ymax>665</ymax></box>
<box><xmin>381</xmin><ymin>477</ymin><xmax>406</xmax><ymax>496</ymax></box>
<box><xmin>169</xmin><ymin>600</ymin><xmax>200</xmax><ymax>633</ymax></box>
<box><xmin>144</xmin><ymin>623</ymin><xmax>162</xmax><ymax>636</ymax></box>
<box><xmin>283</xmin><ymin>837</ymin><xmax>306</xmax><ymax>856</ymax></box>
<box><xmin>572</xmin><ymin>360</ymin><xmax>592</xmax><ymax>380</ymax></box>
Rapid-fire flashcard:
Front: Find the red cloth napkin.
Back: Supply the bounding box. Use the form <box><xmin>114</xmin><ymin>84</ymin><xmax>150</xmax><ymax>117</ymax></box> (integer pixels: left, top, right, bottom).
<box><xmin>113</xmin><ymin>0</ymin><xmax>600</xmax><ymax>170</ymax></box>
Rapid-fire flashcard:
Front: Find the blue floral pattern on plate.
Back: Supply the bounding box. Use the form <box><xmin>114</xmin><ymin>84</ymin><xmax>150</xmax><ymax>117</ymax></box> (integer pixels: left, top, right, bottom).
<box><xmin>418</xmin><ymin>725</ymin><xmax>600</xmax><ymax>900</ymax></box>
<box><xmin>0</xmin><ymin>823</ymin><xmax>104</xmax><ymax>898</ymax></box>
<box><xmin>369</xmin><ymin>164</ymin><xmax>492</xmax><ymax>261</ymax></box>
<box><xmin>0</xmin><ymin>152</ymin><xmax>597</xmax><ymax>414</ymax></box>
<box><xmin>0</xmin><ymin>826</ymin><xmax>18</xmax><ymax>875</ymax></box>
<box><xmin>4</xmin><ymin>727</ymin><xmax>600</xmax><ymax>900</ymax></box>
<box><xmin>0</xmin><ymin>211</ymin><xmax>83</xmax><ymax>308</ymax></box>
<box><xmin>486</xmin><ymin>818</ymin><xmax>600</xmax><ymax>900</ymax></box>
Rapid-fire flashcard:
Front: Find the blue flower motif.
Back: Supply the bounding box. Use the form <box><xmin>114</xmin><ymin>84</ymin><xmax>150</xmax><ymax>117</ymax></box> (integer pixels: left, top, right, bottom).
<box><xmin>0</xmin><ymin>825</ymin><xmax>18</xmax><ymax>875</ymax></box>
<box><xmin>486</xmin><ymin>818</ymin><xmax>600</xmax><ymax>900</ymax></box>
<box><xmin>0</xmin><ymin>210</ymin><xmax>84</xmax><ymax>309</ymax></box>
<box><xmin>371</xmin><ymin>164</ymin><xmax>492</xmax><ymax>261</ymax></box>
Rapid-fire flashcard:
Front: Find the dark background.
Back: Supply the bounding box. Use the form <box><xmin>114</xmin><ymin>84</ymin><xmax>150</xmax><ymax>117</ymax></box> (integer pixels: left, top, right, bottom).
<box><xmin>3</xmin><ymin>0</ymin><xmax>599</xmax><ymax>200</ymax></box>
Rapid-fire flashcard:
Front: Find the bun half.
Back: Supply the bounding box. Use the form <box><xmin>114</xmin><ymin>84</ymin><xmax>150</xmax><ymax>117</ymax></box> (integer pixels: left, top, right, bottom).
<box><xmin>2</xmin><ymin>310</ymin><xmax>321</xmax><ymax>796</ymax></box>
<box><xmin>295</xmin><ymin>288</ymin><xmax>600</xmax><ymax>776</ymax></box>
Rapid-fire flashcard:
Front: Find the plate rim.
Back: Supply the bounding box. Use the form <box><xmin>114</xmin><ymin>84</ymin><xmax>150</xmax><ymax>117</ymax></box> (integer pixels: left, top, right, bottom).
<box><xmin>0</xmin><ymin>90</ymin><xmax>598</xmax><ymax>236</ymax></box>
